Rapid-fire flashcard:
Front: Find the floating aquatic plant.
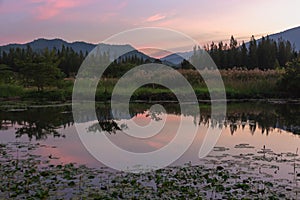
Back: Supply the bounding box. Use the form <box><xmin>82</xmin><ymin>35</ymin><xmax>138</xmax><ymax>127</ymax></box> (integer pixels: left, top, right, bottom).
<box><xmin>0</xmin><ymin>141</ymin><xmax>299</xmax><ymax>199</ymax></box>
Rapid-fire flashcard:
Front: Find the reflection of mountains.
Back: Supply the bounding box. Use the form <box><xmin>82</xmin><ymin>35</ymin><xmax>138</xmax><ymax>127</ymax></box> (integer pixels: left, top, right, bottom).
<box><xmin>0</xmin><ymin>102</ymin><xmax>299</xmax><ymax>140</ymax></box>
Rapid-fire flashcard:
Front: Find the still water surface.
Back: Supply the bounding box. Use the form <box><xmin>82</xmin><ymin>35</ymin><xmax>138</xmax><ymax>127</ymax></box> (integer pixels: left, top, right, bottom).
<box><xmin>0</xmin><ymin>102</ymin><xmax>300</xmax><ymax>180</ymax></box>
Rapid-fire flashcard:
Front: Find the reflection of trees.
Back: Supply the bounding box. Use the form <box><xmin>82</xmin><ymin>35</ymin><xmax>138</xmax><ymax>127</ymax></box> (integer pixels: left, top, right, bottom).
<box><xmin>249</xmin><ymin>121</ymin><xmax>257</xmax><ymax>135</ymax></box>
<box><xmin>145</xmin><ymin>111</ymin><xmax>163</xmax><ymax>121</ymax></box>
<box><xmin>88</xmin><ymin>106</ymin><xmax>163</xmax><ymax>134</ymax></box>
<box><xmin>0</xmin><ymin>106</ymin><xmax>73</xmax><ymax>140</ymax></box>
<box><xmin>255</xmin><ymin>112</ymin><xmax>277</xmax><ymax>136</ymax></box>
<box><xmin>275</xmin><ymin>104</ymin><xmax>300</xmax><ymax>134</ymax></box>
<box><xmin>1</xmin><ymin>102</ymin><xmax>299</xmax><ymax>139</ymax></box>
<box><xmin>223</xmin><ymin>103</ymin><xmax>300</xmax><ymax>135</ymax></box>
<box><xmin>16</xmin><ymin>123</ymin><xmax>60</xmax><ymax>140</ymax></box>
<box><xmin>91</xmin><ymin>102</ymin><xmax>300</xmax><ymax>136</ymax></box>
<box><xmin>225</xmin><ymin>114</ymin><xmax>240</xmax><ymax>135</ymax></box>
<box><xmin>87</xmin><ymin>104</ymin><xmax>125</xmax><ymax>134</ymax></box>
<box><xmin>88</xmin><ymin>121</ymin><xmax>122</xmax><ymax>134</ymax></box>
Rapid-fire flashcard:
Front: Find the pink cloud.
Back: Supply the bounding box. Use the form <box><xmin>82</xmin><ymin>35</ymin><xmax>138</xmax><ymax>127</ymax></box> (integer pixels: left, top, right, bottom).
<box><xmin>30</xmin><ymin>0</ymin><xmax>89</xmax><ymax>20</ymax></box>
<box><xmin>146</xmin><ymin>13</ymin><xmax>166</xmax><ymax>22</ymax></box>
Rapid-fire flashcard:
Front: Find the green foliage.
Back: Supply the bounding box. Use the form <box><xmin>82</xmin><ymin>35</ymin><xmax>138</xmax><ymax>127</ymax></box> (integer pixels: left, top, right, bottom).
<box><xmin>103</xmin><ymin>54</ymin><xmax>146</xmax><ymax>78</ymax></box>
<box><xmin>0</xmin><ymin>45</ymin><xmax>85</xmax><ymax>78</ymax></box>
<box><xmin>0</xmin><ymin>84</ymin><xmax>24</xmax><ymax>98</ymax></box>
<box><xmin>19</xmin><ymin>62</ymin><xmax>64</xmax><ymax>91</ymax></box>
<box><xmin>278</xmin><ymin>58</ymin><xmax>300</xmax><ymax>96</ymax></box>
<box><xmin>9</xmin><ymin>47</ymin><xmax>65</xmax><ymax>91</ymax></box>
<box><xmin>0</xmin><ymin>64</ymin><xmax>14</xmax><ymax>84</ymax></box>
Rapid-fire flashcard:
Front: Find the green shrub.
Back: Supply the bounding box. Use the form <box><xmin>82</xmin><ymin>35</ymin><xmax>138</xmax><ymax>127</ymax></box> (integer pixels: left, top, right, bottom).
<box><xmin>0</xmin><ymin>84</ymin><xmax>24</xmax><ymax>98</ymax></box>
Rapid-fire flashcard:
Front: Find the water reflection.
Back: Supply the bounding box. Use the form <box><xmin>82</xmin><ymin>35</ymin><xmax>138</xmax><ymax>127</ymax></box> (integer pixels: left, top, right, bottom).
<box><xmin>0</xmin><ymin>106</ymin><xmax>73</xmax><ymax>139</ymax></box>
<box><xmin>88</xmin><ymin>120</ymin><xmax>122</xmax><ymax>134</ymax></box>
<box><xmin>0</xmin><ymin>102</ymin><xmax>300</xmax><ymax>140</ymax></box>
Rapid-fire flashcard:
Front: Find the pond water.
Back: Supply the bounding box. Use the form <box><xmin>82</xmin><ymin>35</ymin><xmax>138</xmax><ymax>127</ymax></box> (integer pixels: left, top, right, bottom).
<box><xmin>0</xmin><ymin>102</ymin><xmax>300</xmax><ymax>184</ymax></box>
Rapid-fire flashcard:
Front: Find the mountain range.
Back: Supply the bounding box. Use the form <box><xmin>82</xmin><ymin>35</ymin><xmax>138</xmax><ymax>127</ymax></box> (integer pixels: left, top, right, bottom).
<box><xmin>0</xmin><ymin>38</ymin><xmax>96</xmax><ymax>54</ymax></box>
<box><xmin>1</xmin><ymin>26</ymin><xmax>300</xmax><ymax>66</ymax></box>
<box><xmin>259</xmin><ymin>26</ymin><xmax>300</xmax><ymax>50</ymax></box>
<box><xmin>163</xmin><ymin>26</ymin><xmax>300</xmax><ymax>65</ymax></box>
<box><xmin>0</xmin><ymin>39</ymin><xmax>156</xmax><ymax>64</ymax></box>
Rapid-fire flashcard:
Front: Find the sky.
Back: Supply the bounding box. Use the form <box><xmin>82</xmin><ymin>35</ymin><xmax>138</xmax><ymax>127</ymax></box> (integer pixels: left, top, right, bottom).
<box><xmin>1</xmin><ymin>0</ymin><xmax>300</xmax><ymax>46</ymax></box>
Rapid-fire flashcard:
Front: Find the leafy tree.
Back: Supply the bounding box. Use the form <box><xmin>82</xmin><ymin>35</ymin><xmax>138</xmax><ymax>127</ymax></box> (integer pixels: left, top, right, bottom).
<box><xmin>0</xmin><ymin>64</ymin><xmax>14</xmax><ymax>83</ymax></box>
<box><xmin>19</xmin><ymin>61</ymin><xmax>63</xmax><ymax>91</ymax></box>
<box><xmin>278</xmin><ymin>58</ymin><xmax>300</xmax><ymax>95</ymax></box>
<box><xmin>16</xmin><ymin>50</ymin><xmax>64</xmax><ymax>91</ymax></box>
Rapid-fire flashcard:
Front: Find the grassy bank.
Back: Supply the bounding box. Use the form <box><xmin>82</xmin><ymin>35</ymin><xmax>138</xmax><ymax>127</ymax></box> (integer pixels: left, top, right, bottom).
<box><xmin>0</xmin><ymin>69</ymin><xmax>287</xmax><ymax>102</ymax></box>
<box><xmin>0</xmin><ymin>81</ymin><xmax>73</xmax><ymax>102</ymax></box>
<box><xmin>97</xmin><ymin>69</ymin><xmax>285</xmax><ymax>101</ymax></box>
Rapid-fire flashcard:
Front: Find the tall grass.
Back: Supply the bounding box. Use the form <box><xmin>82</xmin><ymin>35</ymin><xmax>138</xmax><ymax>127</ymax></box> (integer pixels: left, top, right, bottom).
<box><xmin>0</xmin><ymin>69</ymin><xmax>286</xmax><ymax>101</ymax></box>
<box><xmin>222</xmin><ymin>69</ymin><xmax>283</xmax><ymax>98</ymax></box>
<box><xmin>180</xmin><ymin>68</ymin><xmax>284</xmax><ymax>99</ymax></box>
<box><xmin>94</xmin><ymin>68</ymin><xmax>284</xmax><ymax>100</ymax></box>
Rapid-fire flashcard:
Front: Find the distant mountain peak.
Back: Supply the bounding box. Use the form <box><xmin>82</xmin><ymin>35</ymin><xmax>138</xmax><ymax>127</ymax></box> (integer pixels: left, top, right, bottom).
<box><xmin>32</xmin><ymin>38</ymin><xmax>64</xmax><ymax>42</ymax></box>
<box><xmin>0</xmin><ymin>38</ymin><xmax>97</xmax><ymax>53</ymax></box>
<box><xmin>1</xmin><ymin>25</ymin><xmax>299</xmax><ymax>65</ymax></box>
<box><xmin>256</xmin><ymin>26</ymin><xmax>300</xmax><ymax>51</ymax></box>
<box><xmin>0</xmin><ymin>38</ymin><xmax>156</xmax><ymax>64</ymax></box>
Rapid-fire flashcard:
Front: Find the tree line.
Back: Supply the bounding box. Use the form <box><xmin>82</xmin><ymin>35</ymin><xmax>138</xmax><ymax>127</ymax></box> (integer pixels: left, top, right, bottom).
<box><xmin>0</xmin><ymin>45</ymin><xmax>87</xmax><ymax>77</ymax></box>
<box><xmin>1</xmin><ymin>35</ymin><xmax>300</xmax><ymax>92</ymax></box>
<box><xmin>0</xmin><ymin>45</ymin><xmax>87</xmax><ymax>90</ymax></box>
<box><xmin>0</xmin><ymin>44</ymin><xmax>151</xmax><ymax>90</ymax></box>
<box><xmin>201</xmin><ymin>35</ymin><xmax>298</xmax><ymax>70</ymax></box>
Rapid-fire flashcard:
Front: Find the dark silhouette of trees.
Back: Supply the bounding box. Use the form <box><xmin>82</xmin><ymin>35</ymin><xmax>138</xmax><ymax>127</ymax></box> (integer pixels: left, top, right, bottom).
<box><xmin>180</xmin><ymin>59</ymin><xmax>194</xmax><ymax>69</ymax></box>
<box><xmin>206</xmin><ymin>35</ymin><xmax>297</xmax><ymax>70</ymax></box>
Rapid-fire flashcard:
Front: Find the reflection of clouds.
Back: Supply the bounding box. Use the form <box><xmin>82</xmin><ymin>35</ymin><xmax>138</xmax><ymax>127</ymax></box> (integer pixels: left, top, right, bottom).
<box><xmin>28</xmin><ymin>126</ymin><xmax>103</xmax><ymax>167</ymax></box>
<box><xmin>106</xmin><ymin>114</ymin><xmax>179</xmax><ymax>153</ymax></box>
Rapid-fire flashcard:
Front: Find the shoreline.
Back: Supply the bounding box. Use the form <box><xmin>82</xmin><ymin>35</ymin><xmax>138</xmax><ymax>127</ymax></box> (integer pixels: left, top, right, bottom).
<box><xmin>1</xmin><ymin>98</ymin><xmax>300</xmax><ymax>108</ymax></box>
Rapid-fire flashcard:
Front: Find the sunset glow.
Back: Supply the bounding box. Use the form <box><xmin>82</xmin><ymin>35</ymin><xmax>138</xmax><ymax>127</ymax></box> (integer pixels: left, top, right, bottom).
<box><xmin>1</xmin><ymin>0</ymin><xmax>299</xmax><ymax>46</ymax></box>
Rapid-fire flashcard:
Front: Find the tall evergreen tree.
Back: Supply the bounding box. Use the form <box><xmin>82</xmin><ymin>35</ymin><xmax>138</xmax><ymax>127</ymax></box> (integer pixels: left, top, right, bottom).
<box><xmin>248</xmin><ymin>35</ymin><xmax>258</xmax><ymax>69</ymax></box>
